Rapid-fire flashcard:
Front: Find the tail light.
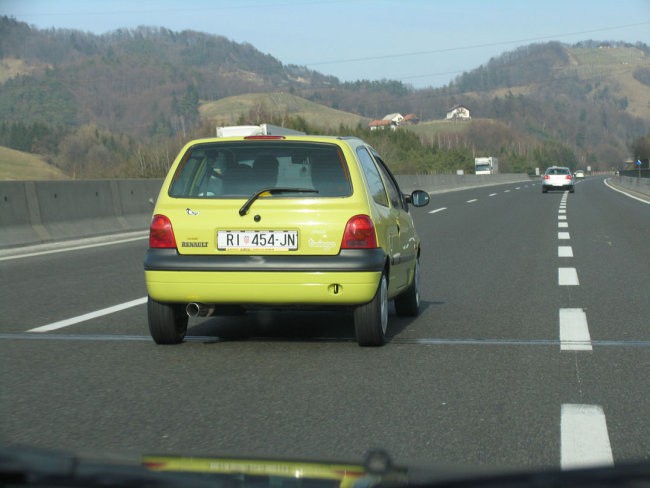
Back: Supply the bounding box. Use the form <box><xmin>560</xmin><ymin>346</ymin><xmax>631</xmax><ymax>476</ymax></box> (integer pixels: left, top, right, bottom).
<box><xmin>149</xmin><ymin>214</ymin><xmax>177</xmax><ymax>249</ymax></box>
<box><xmin>341</xmin><ymin>215</ymin><xmax>377</xmax><ymax>249</ymax></box>
<box><xmin>565</xmin><ymin>175</ymin><xmax>573</xmax><ymax>180</ymax></box>
<box><xmin>544</xmin><ymin>175</ymin><xmax>550</xmax><ymax>180</ymax></box>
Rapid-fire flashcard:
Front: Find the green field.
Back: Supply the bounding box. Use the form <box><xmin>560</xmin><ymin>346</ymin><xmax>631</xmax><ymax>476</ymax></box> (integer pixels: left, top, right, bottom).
<box><xmin>0</xmin><ymin>146</ymin><xmax>68</xmax><ymax>180</ymax></box>
<box><xmin>199</xmin><ymin>92</ymin><xmax>370</xmax><ymax>131</ymax></box>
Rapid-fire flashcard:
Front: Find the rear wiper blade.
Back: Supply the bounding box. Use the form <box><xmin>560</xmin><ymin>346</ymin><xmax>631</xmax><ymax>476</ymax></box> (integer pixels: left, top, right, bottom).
<box><xmin>238</xmin><ymin>187</ymin><xmax>318</xmax><ymax>216</ymax></box>
<box><xmin>0</xmin><ymin>444</ymin><xmax>217</xmax><ymax>488</ymax></box>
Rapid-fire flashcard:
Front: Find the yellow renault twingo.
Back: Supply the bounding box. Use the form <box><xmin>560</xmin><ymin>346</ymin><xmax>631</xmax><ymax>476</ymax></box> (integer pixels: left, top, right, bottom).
<box><xmin>144</xmin><ymin>132</ymin><xmax>429</xmax><ymax>346</ymax></box>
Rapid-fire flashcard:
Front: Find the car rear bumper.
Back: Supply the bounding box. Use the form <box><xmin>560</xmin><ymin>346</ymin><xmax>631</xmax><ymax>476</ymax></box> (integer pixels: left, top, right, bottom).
<box><xmin>543</xmin><ymin>183</ymin><xmax>574</xmax><ymax>190</ymax></box>
<box><xmin>144</xmin><ymin>248</ymin><xmax>386</xmax><ymax>305</ymax></box>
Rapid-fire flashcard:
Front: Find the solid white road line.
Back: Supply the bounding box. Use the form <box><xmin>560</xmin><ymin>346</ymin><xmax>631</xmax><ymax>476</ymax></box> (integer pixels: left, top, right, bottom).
<box><xmin>558</xmin><ymin>232</ymin><xmax>571</xmax><ymax>239</ymax></box>
<box><xmin>558</xmin><ymin>267</ymin><xmax>579</xmax><ymax>285</ymax></box>
<box><xmin>27</xmin><ymin>297</ymin><xmax>148</xmax><ymax>333</ymax></box>
<box><xmin>429</xmin><ymin>207</ymin><xmax>447</xmax><ymax>214</ymax></box>
<box><xmin>604</xmin><ymin>178</ymin><xmax>650</xmax><ymax>204</ymax></box>
<box><xmin>558</xmin><ymin>246</ymin><xmax>574</xmax><ymax>257</ymax></box>
<box><xmin>560</xmin><ymin>308</ymin><xmax>591</xmax><ymax>351</ymax></box>
<box><xmin>0</xmin><ymin>233</ymin><xmax>149</xmax><ymax>262</ymax></box>
<box><xmin>561</xmin><ymin>404</ymin><xmax>613</xmax><ymax>469</ymax></box>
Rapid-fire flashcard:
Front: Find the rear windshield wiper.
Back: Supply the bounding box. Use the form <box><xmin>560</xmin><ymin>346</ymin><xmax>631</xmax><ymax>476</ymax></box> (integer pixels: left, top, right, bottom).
<box><xmin>239</xmin><ymin>188</ymin><xmax>318</xmax><ymax>216</ymax></box>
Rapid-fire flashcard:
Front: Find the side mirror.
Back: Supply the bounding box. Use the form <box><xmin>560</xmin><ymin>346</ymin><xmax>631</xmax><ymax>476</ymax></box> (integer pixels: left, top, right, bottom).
<box><xmin>406</xmin><ymin>190</ymin><xmax>430</xmax><ymax>207</ymax></box>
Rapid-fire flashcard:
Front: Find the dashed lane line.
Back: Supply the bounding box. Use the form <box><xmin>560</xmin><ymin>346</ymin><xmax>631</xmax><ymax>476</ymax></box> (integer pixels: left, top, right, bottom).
<box><xmin>558</xmin><ymin>246</ymin><xmax>573</xmax><ymax>257</ymax></box>
<box><xmin>560</xmin><ymin>308</ymin><xmax>591</xmax><ymax>351</ymax></box>
<box><xmin>561</xmin><ymin>404</ymin><xmax>613</xmax><ymax>469</ymax></box>
<box><xmin>558</xmin><ymin>267</ymin><xmax>580</xmax><ymax>285</ymax></box>
<box><xmin>428</xmin><ymin>207</ymin><xmax>447</xmax><ymax>214</ymax></box>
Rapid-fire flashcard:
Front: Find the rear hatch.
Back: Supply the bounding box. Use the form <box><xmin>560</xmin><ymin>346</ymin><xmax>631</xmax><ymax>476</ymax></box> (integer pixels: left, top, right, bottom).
<box><xmin>159</xmin><ymin>139</ymin><xmax>362</xmax><ymax>256</ymax></box>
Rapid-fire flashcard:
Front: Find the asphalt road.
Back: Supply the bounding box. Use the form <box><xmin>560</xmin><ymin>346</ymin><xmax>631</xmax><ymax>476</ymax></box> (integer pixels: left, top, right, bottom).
<box><xmin>1</xmin><ymin>176</ymin><xmax>649</xmax><ymax>474</ymax></box>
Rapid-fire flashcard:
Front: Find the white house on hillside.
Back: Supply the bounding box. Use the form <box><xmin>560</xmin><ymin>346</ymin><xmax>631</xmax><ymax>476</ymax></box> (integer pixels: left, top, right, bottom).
<box><xmin>383</xmin><ymin>113</ymin><xmax>404</xmax><ymax>124</ymax></box>
<box><xmin>446</xmin><ymin>105</ymin><xmax>471</xmax><ymax>120</ymax></box>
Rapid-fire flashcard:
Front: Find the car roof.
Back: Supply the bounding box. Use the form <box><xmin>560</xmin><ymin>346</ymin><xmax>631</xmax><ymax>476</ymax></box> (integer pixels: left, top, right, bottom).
<box><xmin>186</xmin><ymin>134</ymin><xmax>365</xmax><ymax>145</ymax></box>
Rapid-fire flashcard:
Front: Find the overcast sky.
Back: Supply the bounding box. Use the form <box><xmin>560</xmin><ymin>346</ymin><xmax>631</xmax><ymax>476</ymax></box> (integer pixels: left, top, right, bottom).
<box><xmin>3</xmin><ymin>0</ymin><xmax>650</xmax><ymax>88</ymax></box>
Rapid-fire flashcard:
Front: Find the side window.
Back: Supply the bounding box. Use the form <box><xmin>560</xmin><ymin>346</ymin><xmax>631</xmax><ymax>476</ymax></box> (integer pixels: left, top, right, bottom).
<box><xmin>374</xmin><ymin>155</ymin><xmax>407</xmax><ymax>211</ymax></box>
<box><xmin>356</xmin><ymin>147</ymin><xmax>389</xmax><ymax>207</ymax></box>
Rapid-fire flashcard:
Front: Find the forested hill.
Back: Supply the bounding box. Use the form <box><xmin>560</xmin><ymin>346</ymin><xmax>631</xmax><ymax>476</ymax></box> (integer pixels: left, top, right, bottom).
<box><xmin>1</xmin><ymin>15</ymin><xmax>649</xmax><ymax>177</ymax></box>
<box><xmin>0</xmin><ymin>16</ymin><xmax>337</xmax><ymax>133</ymax></box>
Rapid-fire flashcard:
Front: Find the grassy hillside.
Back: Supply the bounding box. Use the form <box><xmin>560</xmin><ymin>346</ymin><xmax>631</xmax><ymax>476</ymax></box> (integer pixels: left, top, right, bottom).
<box><xmin>0</xmin><ymin>146</ymin><xmax>68</xmax><ymax>180</ymax></box>
<box><xmin>566</xmin><ymin>46</ymin><xmax>650</xmax><ymax>120</ymax></box>
<box><xmin>199</xmin><ymin>92</ymin><xmax>370</xmax><ymax>131</ymax></box>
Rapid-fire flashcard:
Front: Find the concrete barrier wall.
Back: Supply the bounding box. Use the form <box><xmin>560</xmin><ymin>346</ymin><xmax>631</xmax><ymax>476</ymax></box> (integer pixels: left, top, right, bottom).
<box><xmin>1</xmin><ymin>174</ymin><xmax>531</xmax><ymax>249</ymax></box>
<box><xmin>396</xmin><ymin>173</ymin><xmax>531</xmax><ymax>193</ymax></box>
<box><xmin>612</xmin><ymin>175</ymin><xmax>650</xmax><ymax>197</ymax></box>
<box><xmin>0</xmin><ymin>179</ymin><xmax>163</xmax><ymax>248</ymax></box>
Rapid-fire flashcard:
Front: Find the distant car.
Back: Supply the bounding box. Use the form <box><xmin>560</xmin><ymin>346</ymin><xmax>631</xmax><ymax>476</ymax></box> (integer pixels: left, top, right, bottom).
<box><xmin>144</xmin><ymin>131</ymin><xmax>431</xmax><ymax>347</ymax></box>
<box><xmin>542</xmin><ymin>166</ymin><xmax>574</xmax><ymax>193</ymax></box>
<box><xmin>574</xmin><ymin>170</ymin><xmax>585</xmax><ymax>179</ymax></box>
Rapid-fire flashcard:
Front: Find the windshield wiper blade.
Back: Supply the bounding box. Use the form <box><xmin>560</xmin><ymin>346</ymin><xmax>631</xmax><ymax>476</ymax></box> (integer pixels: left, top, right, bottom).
<box><xmin>238</xmin><ymin>188</ymin><xmax>318</xmax><ymax>216</ymax></box>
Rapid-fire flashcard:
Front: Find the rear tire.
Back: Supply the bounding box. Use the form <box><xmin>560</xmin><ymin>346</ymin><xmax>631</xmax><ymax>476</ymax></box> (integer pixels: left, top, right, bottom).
<box><xmin>395</xmin><ymin>258</ymin><xmax>420</xmax><ymax>317</ymax></box>
<box><xmin>354</xmin><ymin>273</ymin><xmax>388</xmax><ymax>347</ymax></box>
<box><xmin>148</xmin><ymin>296</ymin><xmax>188</xmax><ymax>344</ymax></box>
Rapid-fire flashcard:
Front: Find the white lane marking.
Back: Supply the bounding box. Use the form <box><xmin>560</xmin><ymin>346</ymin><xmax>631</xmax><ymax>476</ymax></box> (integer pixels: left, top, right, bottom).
<box><xmin>558</xmin><ymin>215</ymin><xmax>567</xmax><ymax>220</ymax></box>
<box><xmin>503</xmin><ymin>190</ymin><xmax>510</xmax><ymax>193</ymax></box>
<box><xmin>558</xmin><ymin>232</ymin><xmax>571</xmax><ymax>239</ymax></box>
<box><xmin>0</xmin><ymin>233</ymin><xmax>149</xmax><ymax>262</ymax></box>
<box><xmin>558</xmin><ymin>246</ymin><xmax>574</xmax><ymax>257</ymax></box>
<box><xmin>5</xmin><ymin>334</ymin><xmax>650</xmax><ymax>347</ymax></box>
<box><xmin>558</xmin><ymin>209</ymin><xmax>566</xmax><ymax>214</ymax></box>
<box><xmin>489</xmin><ymin>193</ymin><xmax>498</xmax><ymax>197</ymax></box>
<box><xmin>27</xmin><ymin>297</ymin><xmax>148</xmax><ymax>333</ymax></box>
<box><xmin>428</xmin><ymin>207</ymin><xmax>447</xmax><ymax>214</ymax></box>
<box><xmin>604</xmin><ymin>178</ymin><xmax>650</xmax><ymax>204</ymax></box>
<box><xmin>561</xmin><ymin>404</ymin><xmax>613</xmax><ymax>469</ymax></box>
<box><xmin>515</xmin><ymin>187</ymin><xmax>521</xmax><ymax>190</ymax></box>
<box><xmin>558</xmin><ymin>222</ymin><xmax>569</xmax><ymax>228</ymax></box>
<box><xmin>466</xmin><ymin>199</ymin><xmax>478</xmax><ymax>203</ymax></box>
<box><xmin>559</xmin><ymin>267</ymin><xmax>580</xmax><ymax>285</ymax></box>
<box><xmin>560</xmin><ymin>308</ymin><xmax>591</xmax><ymax>350</ymax></box>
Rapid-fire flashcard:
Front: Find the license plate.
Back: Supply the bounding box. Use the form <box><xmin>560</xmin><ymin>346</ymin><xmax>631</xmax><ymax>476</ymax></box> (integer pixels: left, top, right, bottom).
<box><xmin>217</xmin><ymin>230</ymin><xmax>298</xmax><ymax>250</ymax></box>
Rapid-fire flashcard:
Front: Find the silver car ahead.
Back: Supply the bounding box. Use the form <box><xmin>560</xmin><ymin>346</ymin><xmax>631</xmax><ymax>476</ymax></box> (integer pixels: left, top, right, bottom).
<box><xmin>542</xmin><ymin>166</ymin><xmax>574</xmax><ymax>193</ymax></box>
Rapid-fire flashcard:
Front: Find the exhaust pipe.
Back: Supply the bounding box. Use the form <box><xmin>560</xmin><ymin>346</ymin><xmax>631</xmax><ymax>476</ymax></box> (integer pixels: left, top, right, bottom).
<box><xmin>186</xmin><ymin>303</ymin><xmax>215</xmax><ymax>317</ymax></box>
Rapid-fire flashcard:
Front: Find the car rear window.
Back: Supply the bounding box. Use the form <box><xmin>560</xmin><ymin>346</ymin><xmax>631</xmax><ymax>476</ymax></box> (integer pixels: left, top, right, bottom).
<box><xmin>168</xmin><ymin>141</ymin><xmax>351</xmax><ymax>198</ymax></box>
<box><xmin>546</xmin><ymin>168</ymin><xmax>571</xmax><ymax>175</ymax></box>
